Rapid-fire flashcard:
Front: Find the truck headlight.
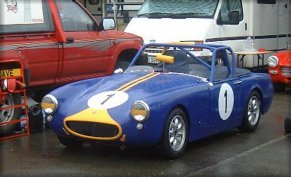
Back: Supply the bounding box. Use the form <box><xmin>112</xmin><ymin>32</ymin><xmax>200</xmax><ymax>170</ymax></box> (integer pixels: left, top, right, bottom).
<box><xmin>131</xmin><ymin>101</ymin><xmax>150</xmax><ymax>122</ymax></box>
<box><xmin>41</xmin><ymin>94</ymin><xmax>58</xmax><ymax>115</ymax></box>
<box><xmin>268</xmin><ymin>56</ymin><xmax>279</xmax><ymax>68</ymax></box>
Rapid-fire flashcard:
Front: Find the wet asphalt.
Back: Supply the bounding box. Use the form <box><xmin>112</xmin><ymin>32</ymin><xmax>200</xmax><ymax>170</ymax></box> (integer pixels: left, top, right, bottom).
<box><xmin>1</xmin><ymin>89</ymin><xmax>290</xmax><ymax>177</ymax></box>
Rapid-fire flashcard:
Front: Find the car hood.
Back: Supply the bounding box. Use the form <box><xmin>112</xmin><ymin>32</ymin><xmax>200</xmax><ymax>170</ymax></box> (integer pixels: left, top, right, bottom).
<box><xmin>51</xmin><ymin>72</ymin><xmax>206</xmax><ymax>116</ymax></box>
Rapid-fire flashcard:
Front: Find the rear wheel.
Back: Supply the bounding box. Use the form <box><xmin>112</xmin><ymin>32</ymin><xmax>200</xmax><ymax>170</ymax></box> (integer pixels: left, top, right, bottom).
<box><xmin>239</xmin><ymin>91</ymin><xmax>261</xmax><ymax>132</ymax></box>
<box><xmin>161</xmin><ymin>108</ymin><xmax>188</xmax><ymax>159</ymax></box>
<box><xmin>0</xmin><ymin>94</ymin><xmax>22</xmax><ymax>136</ymax></box>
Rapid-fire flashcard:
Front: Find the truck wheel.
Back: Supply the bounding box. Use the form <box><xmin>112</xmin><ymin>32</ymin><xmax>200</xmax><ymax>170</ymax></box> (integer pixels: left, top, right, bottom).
<box><xmin>115</xmin><ymin>60</ymin><xmax>130</xmax><ymax>71</ymax></box>
<box><xmin>0</xmin><ymin>94</ymin><xmax>22</xmax><ymax>136</ymax></box>
<box><xmin>239</xmin><ymin>91</ymin><xmax>261</xmax><ymax>132</ymax></box>
<box><xmin>161</xmin><ymin>108</ymin><xmax>188</xmax><ymax>159</ymax></box>
<box><xmin>284</xmin><ymin>117</ymin><xmax>291</xmax><ymax>133</ymax></box>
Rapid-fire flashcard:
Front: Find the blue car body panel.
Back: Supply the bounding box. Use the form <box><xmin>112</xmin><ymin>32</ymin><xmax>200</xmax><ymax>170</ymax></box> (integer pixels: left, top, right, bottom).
<box><xmin>45</xmin><ymin>43</ymin><xmax>274</xmax><ymax>147</ymax></box>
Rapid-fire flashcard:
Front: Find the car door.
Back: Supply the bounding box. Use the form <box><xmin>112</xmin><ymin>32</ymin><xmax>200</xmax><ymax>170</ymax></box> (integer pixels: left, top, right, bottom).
<box><xmin>55</xmin><ymin>0</ymin><xmax>114</xmax><ymax>84</ymax></box>
<box><xmin>209</xmin><ymin>71</ymin><xmax>242</xmax><ymax>134</ymax></box>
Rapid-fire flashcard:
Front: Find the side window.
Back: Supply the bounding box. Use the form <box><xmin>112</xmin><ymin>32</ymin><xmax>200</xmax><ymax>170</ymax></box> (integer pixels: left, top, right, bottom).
<box><xmin>55</xmin><ymin>0</ymin><xmax>97</xmax><ymax>32</ymax></box>
<box><xmin>219</xmin><ymin>0</ymin><xmax>243</xmax><ymax>25</ymax></box>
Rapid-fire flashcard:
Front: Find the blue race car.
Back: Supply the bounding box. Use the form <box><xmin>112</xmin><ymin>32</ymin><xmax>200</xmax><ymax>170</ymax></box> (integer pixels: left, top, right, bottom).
<box><xmin>41</xmin><ymin>43</ymin><xmax>273</xmax><ymax>158</ymax></box>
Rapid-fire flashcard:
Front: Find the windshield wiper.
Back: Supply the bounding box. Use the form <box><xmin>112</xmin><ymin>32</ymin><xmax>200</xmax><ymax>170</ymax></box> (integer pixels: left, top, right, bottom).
<box><xmin>169</xmin><ymin>12</ymin><xmax>210</xmax><ymax>18</ymax></box>
<box><xmin>137</xmin><ymin>12</ymin><xmax>172</xmax><ymax>18</ymax></box>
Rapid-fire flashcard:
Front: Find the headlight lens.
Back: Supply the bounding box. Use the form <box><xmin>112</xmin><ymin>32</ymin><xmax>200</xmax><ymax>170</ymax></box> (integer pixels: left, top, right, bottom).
<box><xmin>268</xmin><ymin>56</ymin><xmax>279</xmax><ymax>68</ymax></box>
<box><xmin>41</xmin><ymin>94</ymin><xmax>58</xmax><ymax>115</ymax></box>
<box><xmin>131</xmin><ymin>101</ymin><xmax>150</xmax><ymax>122</ymax></box>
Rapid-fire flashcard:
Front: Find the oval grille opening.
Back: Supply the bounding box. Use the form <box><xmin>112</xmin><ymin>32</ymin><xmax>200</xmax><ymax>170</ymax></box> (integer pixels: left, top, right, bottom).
<box><xmin>66</xmin><ymin>121</ymin><xmax>119</xmax><ymax>138</ymax></box>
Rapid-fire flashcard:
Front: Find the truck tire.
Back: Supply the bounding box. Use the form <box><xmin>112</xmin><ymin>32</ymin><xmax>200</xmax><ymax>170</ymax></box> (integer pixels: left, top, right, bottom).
<box><xmin>115</xmin><ymin>60</ymin><xmax>130</xmax><ymax>71</ymax></box>
<box><xmin>0</xmin><ymin>93</ymin><xmax>22</xmax><ymax>136</ymax></box>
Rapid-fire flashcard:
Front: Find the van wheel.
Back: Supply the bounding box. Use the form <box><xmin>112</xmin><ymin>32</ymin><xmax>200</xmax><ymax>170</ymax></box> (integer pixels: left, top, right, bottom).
<box><xmin>239</xmin><ymin>91</ymin><xmax>261</xmax><ymax>132</ymax></box>
<box><xmin>0</xmin><ymin>94</ymin><xmax>22</xmax><ymax>136</ymax></box>
<box><xmin>160</xmin><ymin>108</ymin><xmax>188</xmax><ymax>159</ymax></box>
<box><xmin>216</xmin><ymin>52</ymin><xmax>226</xmax><ymax>66</ymax></box>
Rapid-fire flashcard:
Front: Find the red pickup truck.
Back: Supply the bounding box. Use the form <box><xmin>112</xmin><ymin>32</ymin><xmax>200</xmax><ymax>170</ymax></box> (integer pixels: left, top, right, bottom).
<box><xmin>0</xmin><ymin>0</ymin><xmax>143</xmax><ymax>136</ymax></box>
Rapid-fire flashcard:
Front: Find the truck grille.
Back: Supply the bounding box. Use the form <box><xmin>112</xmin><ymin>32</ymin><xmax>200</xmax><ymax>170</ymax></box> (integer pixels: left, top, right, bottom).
<box><xmin>66</xmin><ymin>121</ymin><xmax>119</xmax><ymax>138</ymax></box>
<box><xmin>281</xmin><ymin>67</ymin><xmax>291</xmax><ymax>76</ymax></box>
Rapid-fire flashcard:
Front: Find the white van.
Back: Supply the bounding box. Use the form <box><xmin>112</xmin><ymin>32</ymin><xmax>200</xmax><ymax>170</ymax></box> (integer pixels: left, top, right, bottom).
<box><xmin>125</xmin><ymin>0</ymin><xmax>291</xmax><ymax>67</ymax></box>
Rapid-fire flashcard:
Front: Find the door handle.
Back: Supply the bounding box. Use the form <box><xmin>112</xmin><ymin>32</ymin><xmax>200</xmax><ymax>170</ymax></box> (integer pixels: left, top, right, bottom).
<box><xmin>234</xmin><ymin>80</ymin><xmax>242</xmax><ymax>85</ymax></box>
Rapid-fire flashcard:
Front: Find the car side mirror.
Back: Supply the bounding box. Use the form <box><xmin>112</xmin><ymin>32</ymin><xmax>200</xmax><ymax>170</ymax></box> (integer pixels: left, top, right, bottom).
<box><xmin>100</xmin><ymin>18</ymin><xmax>116</xmax><ymax>30</ymax></box>
<box><xmin>88</xmin><ymin>0</ymin><xmax>99</xmax><ymax>5</ymax></box>
<box><xmin>229</xmin><ymin>11</ymin><xmax>240</xmax><ymax>25</ymax></box>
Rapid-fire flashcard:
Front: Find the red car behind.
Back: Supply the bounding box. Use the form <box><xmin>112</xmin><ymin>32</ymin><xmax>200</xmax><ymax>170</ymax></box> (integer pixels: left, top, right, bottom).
<box><xmin>268</xmin><ymin>48</ymin><xmax>291</xmax><ymax>92</ymax></box>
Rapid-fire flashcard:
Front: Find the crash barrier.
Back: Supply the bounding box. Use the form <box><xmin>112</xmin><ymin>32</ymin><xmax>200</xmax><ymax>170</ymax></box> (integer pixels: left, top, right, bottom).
<box><xmin>0</xmin><ymin>61</ymin><xmax>30</xmax><ymax>141</ymax></box>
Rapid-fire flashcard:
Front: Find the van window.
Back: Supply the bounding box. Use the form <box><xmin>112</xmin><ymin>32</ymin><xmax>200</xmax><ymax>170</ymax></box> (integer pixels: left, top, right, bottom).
<box><xmin>219</xmin><ymin>0</ymin><xmax>243</xmax><ymax>24</ymax></box>
<box><xmin>55</xmin><ymin>0</ymin><xmax>97</xmax><ymax>31</ymax></box>
<box><xmin>137</xmin><ymin>0</ymin><xmax>219</xmax><ymax>18</ymax></box>
<box><xmin>0</xmin><ymin>0</ymin><xmax>54</xmax><ymax>34</ymax></box>
<box><xmin>257</xmin><ymin>0</ymin><xmax>276</xmax><ymax>4</ymax></box>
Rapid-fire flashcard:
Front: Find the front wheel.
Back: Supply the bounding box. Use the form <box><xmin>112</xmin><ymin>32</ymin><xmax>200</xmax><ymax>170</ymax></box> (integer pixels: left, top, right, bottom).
<box><xmin>239</xmin><ymin>91</ymin><xmax>261</xmax><ymax>132</ymax></box>
<box><xmin>0</xmin><ymin>93</ymin><xmax>22</xmax><ymax>136</ymax></box>
<box><xmin>161</xmin><ymin>108</ymin><xmax>188</xmax><ymax>159</ymax></box>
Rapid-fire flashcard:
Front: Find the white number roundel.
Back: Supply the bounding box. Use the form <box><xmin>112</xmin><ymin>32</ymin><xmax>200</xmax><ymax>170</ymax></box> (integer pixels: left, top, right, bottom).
<box><xmin>88</xmin><ymin>91</ymin><xmax>129</xmax><ymax>110</ymax></box>
<box><xmin>218</xmin><ymin>83</ymin><xmax>234</xmax><ymax>120</ymax></box>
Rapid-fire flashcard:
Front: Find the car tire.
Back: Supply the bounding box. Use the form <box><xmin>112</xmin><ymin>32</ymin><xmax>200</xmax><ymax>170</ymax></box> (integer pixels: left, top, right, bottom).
<box><xmin>161</xmin><ymin>108</ymin><xmax>188</xmax><ymax>159</ymax></box>
<box><xmin>284</xmin><ymin>117</ymin><xmax>291</xmax><ymax>133</ymax></box>
<box><xmin>239</xmin><ymin>91</ymin><xmax>261</xmax><ymax>132</ymax></box>
<box><xmin>57</xmin><ymin>135</ymin><xmax>83</xmax><ymax>148</ymax></box>
<box><xmin>0</xmin><ymin>93</ymin><xmax>22</xmax><ymax>136</ymax></box>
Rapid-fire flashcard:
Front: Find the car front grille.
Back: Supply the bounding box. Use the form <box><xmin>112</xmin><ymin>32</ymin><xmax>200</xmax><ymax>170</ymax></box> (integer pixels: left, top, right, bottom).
<box><xmin>281</xmin><ymin>67</ymin><xmax>291</xmax><ymax>76</ymax></box>
<box><xmin>66</xmin><ymin>121</ymin><xmax>119</xmax><ymax>138</ymax></box>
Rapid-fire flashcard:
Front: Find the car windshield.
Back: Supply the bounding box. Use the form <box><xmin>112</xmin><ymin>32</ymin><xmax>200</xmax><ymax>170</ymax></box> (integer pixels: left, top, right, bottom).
<box><xmin>137</xmin><ymin>0</ymin><xmax>219</xmax><ymax>18</ymax></box>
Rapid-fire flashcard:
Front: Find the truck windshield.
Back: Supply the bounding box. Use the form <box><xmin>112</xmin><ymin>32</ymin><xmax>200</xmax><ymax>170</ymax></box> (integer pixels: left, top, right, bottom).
<box><xmin>137</xmin><ymin>0</ymin><xmax>219</xmax><ymax>18</ymax></box>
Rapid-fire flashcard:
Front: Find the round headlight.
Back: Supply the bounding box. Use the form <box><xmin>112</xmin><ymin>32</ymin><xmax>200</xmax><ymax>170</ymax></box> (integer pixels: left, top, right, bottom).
<box><xmin>131</xmin><ymin>101</ymin><xmax>150</xmax><ymax>122</ymax></box>
<box><xmin>41</xmin><ymin>94</ymin><xmax>58</xmax><ymax>115</ymax></box>
<box><xmin>268</xmin><ymin>56</ymin><xmax>279</xmax><ymax>68</ymax></box>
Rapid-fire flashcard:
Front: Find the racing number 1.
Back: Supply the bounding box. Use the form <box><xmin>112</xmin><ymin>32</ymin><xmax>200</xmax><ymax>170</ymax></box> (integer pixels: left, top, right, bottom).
<box><xmin>218</xmin><ymin>83</ymin><xmax>234</xmax><ymax>120</ymax></box>
<box><xmin>101</xmin><ymin>93</ymin><xmax>115</xmax><ymax>105</ymax></box>
<box><xmin>224</xmin><ymin>90</ymin><xmax>227</xmax><ymax>113</ymax></box>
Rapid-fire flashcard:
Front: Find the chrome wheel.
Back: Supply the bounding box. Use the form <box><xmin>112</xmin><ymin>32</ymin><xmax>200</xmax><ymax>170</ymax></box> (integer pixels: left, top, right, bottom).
<box><xmin>161</xmin><ymin>108</ymin><xmax>188</xmax><ymax>159</ymax></box>
<box><xmin>240</xmin><ymin>91</ymin><xmax>261</xmax><ymax>132</ymax></box>
<box><xmin>168</xmin><ymin>115</ymin><xmax>186</xmax><ymax>152</ymax></box>
<box><xmin>247</xmin><ymin>96</ymin><xmax>260</xmax><ymax>126</ymax></box>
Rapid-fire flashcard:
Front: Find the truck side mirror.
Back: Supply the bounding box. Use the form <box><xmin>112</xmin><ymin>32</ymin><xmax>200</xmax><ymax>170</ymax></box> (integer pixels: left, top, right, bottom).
<box><xmin>229</xmin><ymin>11</ymin><xmax>240</xmax><ymax>25</ymax></box>
<box><xmin>88</xmin><ymin>0</ymin><xmax>99</xmax><ymax>5</ymax></box>
<box><xmin>100</xmin><ymin>18</ymin><xmax>116</xmax><ymax>30</ymax></box>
